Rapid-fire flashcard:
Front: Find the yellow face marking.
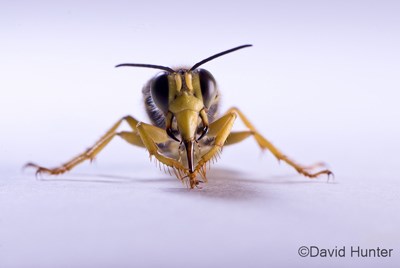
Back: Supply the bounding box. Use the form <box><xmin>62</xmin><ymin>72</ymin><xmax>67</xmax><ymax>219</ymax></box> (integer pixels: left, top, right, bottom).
<box><xmin>174</xmin><ymin>74</ymin><xmax>182</xmax><ymax>92</ymax></box>
<box><xmin>185</xmin><ymin>72</ymin><xmax>193</xmax><ymax>91</ymax></box>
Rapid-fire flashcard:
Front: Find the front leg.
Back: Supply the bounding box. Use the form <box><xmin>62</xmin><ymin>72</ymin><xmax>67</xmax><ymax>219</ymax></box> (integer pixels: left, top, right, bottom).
<box><xmin>194</xmin><ymin>112</ymin><xmax>237</xmax><ymax>185</ymax></box>
<box><xmin>224</xmin><ymin>107</ymin><xmax>333</xmax><ymax>178</ymax></box>
<box><xmin>135</xmin><ymin>122</ymin><xmax>188</xmax><ymax>180</ymax></box>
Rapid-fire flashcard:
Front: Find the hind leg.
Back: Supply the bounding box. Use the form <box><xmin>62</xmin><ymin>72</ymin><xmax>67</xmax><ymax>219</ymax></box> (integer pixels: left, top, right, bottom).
<box><xmin>25</xmin><ymin>116</ymin><xmax>145</xmax><ymax>175</ymax></box>
<box><xmin>220</xmin><ymin>107</ymin><xmax>332</xmax><ymax>178</ymax></box>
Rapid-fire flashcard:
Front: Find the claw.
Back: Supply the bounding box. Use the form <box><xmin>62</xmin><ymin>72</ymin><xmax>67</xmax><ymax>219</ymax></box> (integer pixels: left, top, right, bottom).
<box><xmin>24</xmin><ymin>162</ymin><xmax>68</xmax><ymax>176</ymax></box>
<box><xmin>300</xmin><ymin>168</ymin><xmax>333</xmax><ymax>179</ymax></box>
<box><xmin>166</xmin><ymin>127</ymin><xmax>180</xmax><ymax>142</ymax></box>
<box><xmin>23</xmin><ymin>162</ymin><xmax>36</xmax><ymax>170</ymax></box>
<box><xmin>197</xmin><ymin>125</ymin><xmax>209</xmax><ymax>141</ymax></box>
<box><xmin>326</xmin><ymin>170</ymin><xmax>335</xmax><ymax>181</ymax></box>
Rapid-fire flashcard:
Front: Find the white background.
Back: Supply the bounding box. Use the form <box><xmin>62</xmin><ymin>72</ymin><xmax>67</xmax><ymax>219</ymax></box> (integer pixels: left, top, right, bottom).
<box><xmin>1</xmin><ymin>0</ymin><xmax>399</xmax><ymax>267</ymax></box>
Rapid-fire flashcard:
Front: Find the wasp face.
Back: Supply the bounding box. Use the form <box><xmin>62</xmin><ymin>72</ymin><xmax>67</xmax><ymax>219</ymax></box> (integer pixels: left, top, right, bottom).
<box><xmin>149</xmin><ymin>68</ymin><xmax>218</xmax><ymax>173</ymax></box>
<box><xmin>117</xmin><ymin>44</ymin><xmax>251</xmax><ymax>175</ymax></box>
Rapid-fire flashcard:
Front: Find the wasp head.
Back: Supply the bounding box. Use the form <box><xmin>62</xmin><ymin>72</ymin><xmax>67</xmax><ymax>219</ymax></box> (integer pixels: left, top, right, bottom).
<box><xmin>116</xmin><ymin>44</ymin><xmax>252</xmax><ymax>173</ymax></box>
<box><xmin>149</xmin><ymin>68</ymin><xmax>218</xmax><ymax>172</ymax></box>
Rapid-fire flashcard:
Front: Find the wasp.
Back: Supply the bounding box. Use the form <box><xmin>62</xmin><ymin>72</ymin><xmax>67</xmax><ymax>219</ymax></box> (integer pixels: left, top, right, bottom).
<box><xmin>26</xmin><ymin>45</ymin><xmax>332</xmax><ymax>188</ymax></box>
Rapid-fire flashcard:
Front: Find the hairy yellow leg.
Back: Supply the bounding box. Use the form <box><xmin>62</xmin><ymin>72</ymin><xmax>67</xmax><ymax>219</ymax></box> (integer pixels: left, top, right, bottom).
<box><xmin>225</xmin><ymin>131</ymin><xmax>325</xmax><ymax>170</ymax></box>
<box><xmin>135</xmin><ymin>122</ymin><xmax>187</xmax><ymax>178</ymax></box>
<box><xmin>25</xmin><ymin>115</ymin><xmax>144</xmax><ymax>175</ymax></box>
<box><xmin>195</xmin><ymin>112</ymin><xmax>237</xmax><ymax>177</ymax></box>
<box><xmin>224</xmin><ymin>107</ymin><xmax>332</xmax><ymax>178</ymax></box>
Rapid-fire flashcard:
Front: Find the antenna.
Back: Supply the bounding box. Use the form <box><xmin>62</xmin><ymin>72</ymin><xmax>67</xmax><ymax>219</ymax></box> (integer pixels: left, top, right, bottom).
<box><xmin>115</xmin><ymin>44</ymin><xmax>253</xmax><ymax>73</ymax></box>
<box><xmin>189</xmin><ymin>44</ymin><xmax>252</xmax><ymax>71</ymax></box>
<box><xmin>115</xmin><ymin>63</ymin><xmax>175</xmax><ymax>73</ymax></box>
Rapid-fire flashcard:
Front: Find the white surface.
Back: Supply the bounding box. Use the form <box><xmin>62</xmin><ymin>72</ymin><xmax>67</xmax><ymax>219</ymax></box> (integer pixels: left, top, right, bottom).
<box><xmin>1</xmin><ymin>163</ymin><xmax>399</xmax><ymax>268</ymax></box>
<box><xmin>1</xmin><ymin>0</ymin><xmax>400</xmax><ymax>267</ymax></box>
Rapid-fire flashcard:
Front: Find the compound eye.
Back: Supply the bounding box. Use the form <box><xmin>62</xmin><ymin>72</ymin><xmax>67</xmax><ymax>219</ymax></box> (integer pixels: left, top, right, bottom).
<box><xmin>198</xmin><ymin>69</ymin><xmax>217</xmax><ymax>108</ymax></box>
<box><xmin>150</xmin><ymin>72</ymin><xmax>169</xmax><ymax>113</ymax></box>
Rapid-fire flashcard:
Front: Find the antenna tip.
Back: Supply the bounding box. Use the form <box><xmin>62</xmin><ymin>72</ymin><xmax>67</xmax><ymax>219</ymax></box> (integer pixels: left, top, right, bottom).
<box><xmin>237</xmin><ymin>44</ymin><xmax>253</xmax><ymax>49</ymax></box>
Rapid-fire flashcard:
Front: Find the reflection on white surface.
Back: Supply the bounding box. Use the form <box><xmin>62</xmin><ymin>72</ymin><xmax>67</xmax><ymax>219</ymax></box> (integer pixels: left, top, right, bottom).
<box><xmin>1</xmin><ymin>0</ymin><xmax>400</xmax><ymax>267</ymax></box>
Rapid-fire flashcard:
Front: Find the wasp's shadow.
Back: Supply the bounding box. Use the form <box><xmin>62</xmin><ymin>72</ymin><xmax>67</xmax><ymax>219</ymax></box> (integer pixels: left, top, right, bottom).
<box><xmin>161</xmin><ymin>168</ymin><xmax>330</xmax><ymax>200</ymax></box>
<box><xmin>30</xmin><ymin>167</ymin><xmax>330</xmax><ymax>200</ymax></box>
